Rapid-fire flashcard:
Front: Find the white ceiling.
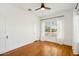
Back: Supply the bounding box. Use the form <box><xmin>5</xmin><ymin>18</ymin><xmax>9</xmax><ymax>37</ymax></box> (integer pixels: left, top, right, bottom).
<box><xmin>11</xmin><ymin>3</ymin><xmax>76</xmax><ymax>18</ymax></box>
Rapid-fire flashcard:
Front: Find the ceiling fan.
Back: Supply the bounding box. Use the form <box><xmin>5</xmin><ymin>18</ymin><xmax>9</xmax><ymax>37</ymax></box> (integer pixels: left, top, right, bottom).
<box><xmin>35</xmin><ymin>3</ymin><xmax>51</xmax><ymax>11</ymax></box>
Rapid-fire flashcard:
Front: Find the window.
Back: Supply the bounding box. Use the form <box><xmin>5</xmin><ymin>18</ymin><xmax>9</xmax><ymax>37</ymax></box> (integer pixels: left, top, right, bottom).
<box><xmin>41</xmin><ymin>17</ymin><xmax>64</xmax><ymax>43</ymax></box>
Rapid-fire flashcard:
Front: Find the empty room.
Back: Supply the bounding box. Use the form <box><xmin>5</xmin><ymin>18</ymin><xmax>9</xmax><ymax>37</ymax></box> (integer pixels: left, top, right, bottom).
<box><xmin>0</xmin><ymin>3</ymin><xmax>79</xmax><ymax>56</ymax></box>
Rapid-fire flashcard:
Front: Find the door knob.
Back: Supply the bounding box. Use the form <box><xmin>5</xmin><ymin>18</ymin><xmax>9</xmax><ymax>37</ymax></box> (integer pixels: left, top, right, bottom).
<box><xmin>6</xmin><ymin>35</ymin><xmax>8</xmax><ymax>39</ymax></box>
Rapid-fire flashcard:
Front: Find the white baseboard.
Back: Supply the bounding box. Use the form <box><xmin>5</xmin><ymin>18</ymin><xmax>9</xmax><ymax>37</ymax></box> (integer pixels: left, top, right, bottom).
<box><xmin>0</xmin><ymin>41</ymin><xmax>33</xmax><ymax>54</ymax></box>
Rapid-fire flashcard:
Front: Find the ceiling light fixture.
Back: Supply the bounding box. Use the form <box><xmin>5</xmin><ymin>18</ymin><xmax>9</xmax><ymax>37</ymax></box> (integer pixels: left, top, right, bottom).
<box><xmin>35</xmin><ymin>3</ymin><xmax>51</xmax><ymax>11</ymax></box>
<box><xmin>41</xmin><ymin>7</ymin><xmax>45</xmax><ymax>10</ymax></box>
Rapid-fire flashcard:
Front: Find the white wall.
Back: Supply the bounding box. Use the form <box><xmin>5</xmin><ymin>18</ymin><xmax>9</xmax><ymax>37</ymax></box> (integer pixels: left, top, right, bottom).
<box><xmin>41</xmin><ymin>10</ymin><xmax>73</xmax><ymax>46</ymax></box>
<box><xmin>0</xmin><ymin>4</ymin><xmax>40</xmax><ymax>53</ymax></box>
<box><xmin>64</xmin><ymin>10</ymin><xmax>73</xmax><ymax>46</ymax></box>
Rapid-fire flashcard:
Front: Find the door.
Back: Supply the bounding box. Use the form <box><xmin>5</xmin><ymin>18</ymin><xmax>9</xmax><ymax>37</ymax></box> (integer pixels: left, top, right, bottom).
<box><xmin>0</xmin><ymin>14</ymin><xmax>6</xmax><ymax>54</ymax></box>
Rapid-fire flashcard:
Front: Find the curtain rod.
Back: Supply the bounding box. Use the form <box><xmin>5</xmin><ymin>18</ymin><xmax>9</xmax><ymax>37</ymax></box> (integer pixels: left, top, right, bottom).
<box><xmin>40</xmin><ymin>15</ymin><xmax>64</xmax><ymax>21</ymax></box>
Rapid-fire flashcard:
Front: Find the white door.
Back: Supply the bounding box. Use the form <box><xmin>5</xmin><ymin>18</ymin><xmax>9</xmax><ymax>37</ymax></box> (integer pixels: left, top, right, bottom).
<box><xmin>0</xmin><ymin>14</ymin><xmax>6</xmax><ymax>54</ymax></box>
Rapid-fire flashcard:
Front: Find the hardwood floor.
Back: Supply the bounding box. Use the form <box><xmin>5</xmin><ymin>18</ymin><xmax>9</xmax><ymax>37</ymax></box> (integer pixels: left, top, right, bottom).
<box><xmin>1</xmin><ymin>40</ymin><xmax>78</xmax><ymax>56</ymax></box>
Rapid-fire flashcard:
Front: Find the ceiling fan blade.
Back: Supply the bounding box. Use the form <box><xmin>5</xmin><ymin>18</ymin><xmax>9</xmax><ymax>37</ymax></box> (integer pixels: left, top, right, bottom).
<box><xmin>35</xmin><ymin>8</ymin><xmax>41</xmax><ymax>11</ymax></box>
<box><xmin>45</xmin><ymin>7</ymin><xmax>51</xmax><ymax>10</ymax></box>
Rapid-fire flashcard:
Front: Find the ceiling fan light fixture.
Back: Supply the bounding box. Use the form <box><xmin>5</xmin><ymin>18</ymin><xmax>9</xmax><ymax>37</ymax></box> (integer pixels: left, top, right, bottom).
<box><xmin>41</xmin><ymin>7</ymin><xmax>45</xmax><ymax>10</ymax></box>
<box><xmin>35</xmin><ymin>3</ymin><xmax>51</xmax><ymax>11</ymax></box>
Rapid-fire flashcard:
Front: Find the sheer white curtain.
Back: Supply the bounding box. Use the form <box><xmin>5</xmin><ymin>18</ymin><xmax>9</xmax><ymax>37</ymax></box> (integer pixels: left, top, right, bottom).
<box><xmin>73</xmin><ymin>10</ymin><xmax>79</xmax><ymax>43</ymax></box>
<box><xmin>40</xmin><ymin>21</ymin><xmax>46</xmax><ymax>40</ymax></box>
<box><xmin>73</xmin><ymin>10</ymin><xmax>79</xmax><ymax>54</ymax></box>
<box><xmin>57</xmin><ymin>18</ymin><xmax>64</xmax><ymax>44</ymax></box>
